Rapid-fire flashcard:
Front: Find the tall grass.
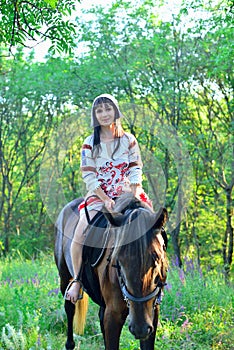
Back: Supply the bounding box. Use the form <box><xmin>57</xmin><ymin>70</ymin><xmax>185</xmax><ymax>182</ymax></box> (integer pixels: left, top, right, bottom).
<box><xmin>0</xmin><ymin>252</ymin><xmax>233</xmax><ymax>349</ymax></box>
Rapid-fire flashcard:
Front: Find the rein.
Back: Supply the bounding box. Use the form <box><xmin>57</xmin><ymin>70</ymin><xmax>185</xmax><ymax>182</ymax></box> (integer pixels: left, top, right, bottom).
<box><xmin>84</xmin><ymin>195</ymin><xmax>100</xmax><ymax>225</ymax></box>
<box><xmin>113</xmin><ymin>260</ymin><xmax>165</xmax><ymax>307</ymax></box>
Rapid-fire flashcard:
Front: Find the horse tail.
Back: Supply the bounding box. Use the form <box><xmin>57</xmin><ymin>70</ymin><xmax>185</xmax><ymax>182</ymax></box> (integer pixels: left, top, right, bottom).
<box><xmin>73</xmin><ymin>292</ymin><xmax>89</xmax><ymax>335</ymax></box>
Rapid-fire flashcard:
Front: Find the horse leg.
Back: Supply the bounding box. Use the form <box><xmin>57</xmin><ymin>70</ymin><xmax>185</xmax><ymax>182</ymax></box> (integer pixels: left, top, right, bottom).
<box><xmin>99</xmin><ymin>306</ymin><xmax>106</xmax><ymax>340</ymax></box>
<box><xmin>64</xmin><ymin>300</ymin><xmax>76</xmax><ymax>350</ymax></box>
<box><xmin>139</xmin><ymin>305</ymin><xmax>159</xmax><ymax>350</ymax></box>
<box><xmin>103</xmin><ymin>307</ymin><xmax>128</xmax><ymax>350</ymax></box>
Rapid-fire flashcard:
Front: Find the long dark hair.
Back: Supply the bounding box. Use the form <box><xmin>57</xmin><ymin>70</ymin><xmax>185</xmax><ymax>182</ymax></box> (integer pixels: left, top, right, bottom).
<box><xmin>92</xmin><ymin>96</ymin><xmax>124</xmax><ymax>159</ymax></box>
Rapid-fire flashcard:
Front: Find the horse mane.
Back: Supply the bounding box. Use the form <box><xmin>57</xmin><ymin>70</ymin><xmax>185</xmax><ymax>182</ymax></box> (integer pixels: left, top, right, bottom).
<box><xmin>111</xmin><ymin>194</ymin><xmax>160</xmax><ymax>263</ymax></box>
<box><xmin>110</xmin><ymin>193</ymin><xmax>168</xmax><ymax>290</ymax></box>
<box><xmin>113</xmin><ymin>192</ymin><xmax>149</xmax><ymax>213</ymax></box>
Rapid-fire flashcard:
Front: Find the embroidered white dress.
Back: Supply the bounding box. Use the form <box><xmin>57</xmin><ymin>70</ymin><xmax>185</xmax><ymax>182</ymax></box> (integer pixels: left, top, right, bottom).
<box><xmin>79</xmin><ymin>132</ymin><xmax>151</xmax><ymax>212</ymax></box>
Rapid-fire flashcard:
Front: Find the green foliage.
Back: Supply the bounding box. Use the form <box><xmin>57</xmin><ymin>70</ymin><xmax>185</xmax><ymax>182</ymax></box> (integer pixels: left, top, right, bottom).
<box><xmin>0</xmin><ymin>53</ymin><xmax>85</xmax><ymax>256</ymax></box>
<box><xmin>0</xmin><ymin>0</ymin><xmax>233</xmax><ymax>275</ymax></box>
<box><xmin>1</xmin><ymin>324</ymin><xmax>27</xmax><ymax>350</ymax></box>
<box><xmin>157</xmin><ymin>262</ymin><xmax>234</xmax><ymax>349</ymax></box>
<box><xmin>0</xmin><ymin>255</ymin><xmax>233</xmax><ymax>349</ymax></box>
<box><xmin>0</xmin><ymin>0</ymin><xmax>78</xmax><ymax>54</ymax></box>
<box><xmin>0</xmin><ymin>253</ymin><xmax>65</xmax><ymax>348</ymax></box>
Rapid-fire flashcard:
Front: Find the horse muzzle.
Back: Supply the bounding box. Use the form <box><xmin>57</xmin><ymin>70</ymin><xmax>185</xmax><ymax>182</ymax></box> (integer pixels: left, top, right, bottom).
<box><xmin>129</xmin><ymin>321</ymin><xmax>154</xmax><ymax>340</ymax></box>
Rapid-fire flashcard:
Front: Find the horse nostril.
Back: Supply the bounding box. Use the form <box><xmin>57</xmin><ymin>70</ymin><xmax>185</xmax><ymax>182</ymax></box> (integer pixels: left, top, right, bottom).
<box><xmin>129</xmin><ymin>324</ymin><xmax>153</xmax><ymax>339</ymax></box>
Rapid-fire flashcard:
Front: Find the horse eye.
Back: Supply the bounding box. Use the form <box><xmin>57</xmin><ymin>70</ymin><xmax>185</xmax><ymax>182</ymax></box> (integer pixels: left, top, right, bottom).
<box><xmin>154</xmin><ymin>275</ymin><xmax>160</xmax><ymax>285</ymax></box>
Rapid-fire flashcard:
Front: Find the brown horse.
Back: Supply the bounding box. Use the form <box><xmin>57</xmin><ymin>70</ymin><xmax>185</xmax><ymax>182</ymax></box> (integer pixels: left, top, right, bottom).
<box><xmin>54</xmin><ymin>193</ymin><xmax>168</xmax><ymax>350</ymax></box>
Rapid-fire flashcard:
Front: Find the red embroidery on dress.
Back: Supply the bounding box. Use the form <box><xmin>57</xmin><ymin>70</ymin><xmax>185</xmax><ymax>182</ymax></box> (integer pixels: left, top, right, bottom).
<box><xmin>129</xmin><ymin>140</ymin><xmax>136</xmax><ymax>149</ymax></box>
<box><xmin>81</xmin><ymin>166</ymin><xmax>96</xmax><ymax>172</ymax></box>
<box><xmin>82</xmin><ymin>144</ymin><xmax>92</xmax><ymax>150</ymax></box>
<box><xmin>129</xmin><ymin>161</ymin><xmax>139</xmax><ymax>168</ymax></box>
<box><xmin>98</xmin><ymin>161</ymin><xmax>129</xmax><ymax>198</ymax></box>
<box><xmin>139</xmin><ymin>192</ymin><xmax>147</xmax><ymax>202</ymax></box>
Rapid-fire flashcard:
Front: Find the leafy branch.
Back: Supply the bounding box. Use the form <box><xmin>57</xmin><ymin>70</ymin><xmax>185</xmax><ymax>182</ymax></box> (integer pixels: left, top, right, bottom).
<box><xmin>0</xmin><ymin>0</ymin><xmax>78</xmax><ymax>55</ymax></box>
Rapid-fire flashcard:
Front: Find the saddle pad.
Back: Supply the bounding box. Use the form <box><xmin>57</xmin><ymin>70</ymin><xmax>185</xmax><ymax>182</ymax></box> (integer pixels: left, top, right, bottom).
<box><xmin>82</xmin><ymin>211</ymin><xmax>108</xmax><ymax>267</ymax></box>
<box><xmin>81</xmin><ymin>211</ymin><xmax>109</xmax><ymax>306</ymax></box>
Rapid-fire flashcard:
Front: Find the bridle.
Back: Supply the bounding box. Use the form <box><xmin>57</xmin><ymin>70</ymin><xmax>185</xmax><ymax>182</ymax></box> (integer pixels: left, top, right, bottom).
<box><xmin>113</xmin><ymin>259</ymin><xmax>166</xmax><ymax>308</ymax></box>
<box><xmin>110</xmin><ymin>207</ymin><xmax>167</xmax><ymax>308</ymax></box>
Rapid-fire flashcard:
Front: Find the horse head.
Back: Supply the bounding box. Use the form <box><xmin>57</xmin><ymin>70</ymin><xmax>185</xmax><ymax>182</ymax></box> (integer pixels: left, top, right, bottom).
<box><xmin>104</xmin><ymin>194</ymin><xmax>168</xmax><ymax>340</ymax></box>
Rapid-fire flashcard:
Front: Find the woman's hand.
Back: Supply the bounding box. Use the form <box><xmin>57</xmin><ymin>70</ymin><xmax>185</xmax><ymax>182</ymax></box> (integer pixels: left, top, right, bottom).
<box><xmin>130</xmin><ymin>183</ymin><xmax>141</xmax><ymax>197</ymax></box>
<box><xmin>94</xmin><ymin>187</ymin><xmax>115</xmax><ymax>212</ymax></box>
<box><xmin>104</xmin><ymin>198</ymin><xmax>115</xmax><ymax>212</ymax></box>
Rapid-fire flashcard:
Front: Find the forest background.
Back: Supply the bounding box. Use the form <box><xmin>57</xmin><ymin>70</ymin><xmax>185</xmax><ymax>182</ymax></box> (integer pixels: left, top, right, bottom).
<box><xmin>0</xmin><ymin>0</ymin><xmax>233</xmax><ymax>348</ymax></box>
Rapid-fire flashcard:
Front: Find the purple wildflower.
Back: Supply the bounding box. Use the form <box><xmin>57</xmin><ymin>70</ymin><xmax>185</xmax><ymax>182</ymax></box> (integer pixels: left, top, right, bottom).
<box><xmin>48</xmin><ymin>288</ymin><xmax>60</xmax><ymax>296</ymax></box>
<box><xmin>165</xmin><ymin>282</ymin><xmax>172</xmax><ymax>291</ymax></box>
<box><xmin>37</xmin><ymin>335</ymin><xmax>41</xmax><ymax>346</ymax></box>
<box><xmin>180</xmin><ymin>318</ymin><xmax>192</xmax><ymax>333</ymax></box>
<box><xmin>179</xmin><ymin>269</ymin><xmax>185</xmax><ymax>284</ymax></box>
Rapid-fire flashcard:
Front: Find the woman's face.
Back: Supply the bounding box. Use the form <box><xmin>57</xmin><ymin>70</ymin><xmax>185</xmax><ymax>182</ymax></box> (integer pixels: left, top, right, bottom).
<box><xmin>95</xmin><ymin>103</ymin><xmax>115</xmax><ymax>126</ymax></box>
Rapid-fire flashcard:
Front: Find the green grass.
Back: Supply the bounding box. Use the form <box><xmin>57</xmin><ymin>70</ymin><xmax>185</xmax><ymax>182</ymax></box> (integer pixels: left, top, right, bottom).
<box><xmin>0</xmin><ymin>252</ymin><xmax>233</xmax><ymax>349</ymax></box>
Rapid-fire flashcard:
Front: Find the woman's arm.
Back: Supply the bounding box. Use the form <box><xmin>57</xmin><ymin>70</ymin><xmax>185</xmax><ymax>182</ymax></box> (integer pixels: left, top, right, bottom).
<box><xmin>80</xmin><ymin>137</ymin><xmax>100</xmax><ymax>191</ymax></box>
<box><xmin>128</xmin><ymin>134</ymin><xmax>143</xmax><ymax>185</ymax></box>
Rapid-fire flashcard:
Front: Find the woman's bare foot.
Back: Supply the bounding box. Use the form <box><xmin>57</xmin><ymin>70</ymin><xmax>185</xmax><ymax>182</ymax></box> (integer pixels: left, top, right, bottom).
<box><xmin>65</xmin><ymin>280</ymin><xmax>81</xmax><ymax>304</ymax></box>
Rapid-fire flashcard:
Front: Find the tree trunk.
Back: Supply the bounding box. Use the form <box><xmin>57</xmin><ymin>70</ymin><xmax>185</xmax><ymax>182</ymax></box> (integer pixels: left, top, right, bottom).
<box><xmin>171</xmin><ymin>223</ymin><xmax>182</xmax><ymax>267</ymax></box>
<box><xmin>223</xmin><ymin>188</ymin><xmax>233</xmax><ymax>283</ymax></box>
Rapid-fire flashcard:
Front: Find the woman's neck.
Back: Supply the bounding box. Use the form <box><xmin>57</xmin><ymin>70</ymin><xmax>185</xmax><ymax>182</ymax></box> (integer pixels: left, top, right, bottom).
<box><xmin>100</xmin><ymin>124</ymin><xmax>115</xmax><ymax>140</ymax></box>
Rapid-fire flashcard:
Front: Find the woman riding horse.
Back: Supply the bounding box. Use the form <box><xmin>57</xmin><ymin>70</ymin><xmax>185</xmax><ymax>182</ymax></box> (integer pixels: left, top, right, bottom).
<box><xmin>65</xmin><ymin>94</ymin><xmax>153</xmax><ymax>304</ymax></box>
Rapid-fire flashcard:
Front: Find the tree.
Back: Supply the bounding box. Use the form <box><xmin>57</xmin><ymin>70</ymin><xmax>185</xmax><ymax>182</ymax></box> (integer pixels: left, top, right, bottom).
<box><xmin>0</xmin><ymin>52</ymin><xmax>78</xmax><ymax>254</ymax></box>
<box><xmin>182</xmin><ymin>0</ymin><xmax>233</xmax><ymax>279</ymax></box>
<box><xmin>0</xmin><ymin>0</ymin><xmax>78</xmax><ymax>55</ymax></box>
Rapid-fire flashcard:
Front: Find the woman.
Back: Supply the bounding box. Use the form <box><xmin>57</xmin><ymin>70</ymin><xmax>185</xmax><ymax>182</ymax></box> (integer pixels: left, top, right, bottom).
<box><xmin>65</xmin><ymin>93</ymin><xmax>153</xmax><ymax>303</ymax></box>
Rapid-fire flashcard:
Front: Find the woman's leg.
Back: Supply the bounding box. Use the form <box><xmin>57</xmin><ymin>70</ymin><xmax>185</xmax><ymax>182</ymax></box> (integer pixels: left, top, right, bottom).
<box><xmin>65</xmin><ymin>209</ymin><xmax>97</xmax><ymax>304</ymax></box>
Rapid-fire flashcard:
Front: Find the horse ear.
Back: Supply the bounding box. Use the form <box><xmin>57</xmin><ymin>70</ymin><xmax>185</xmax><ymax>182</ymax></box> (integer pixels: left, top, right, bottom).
<box><xmin>153</xmin><ymin>207</ymin><xmax>168</xmax><ymax>229</ymax></box>
<box><xmin>103</xmin><ymin>211</ymin><xmax>124</xmax><ymax>227</ymax></box>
